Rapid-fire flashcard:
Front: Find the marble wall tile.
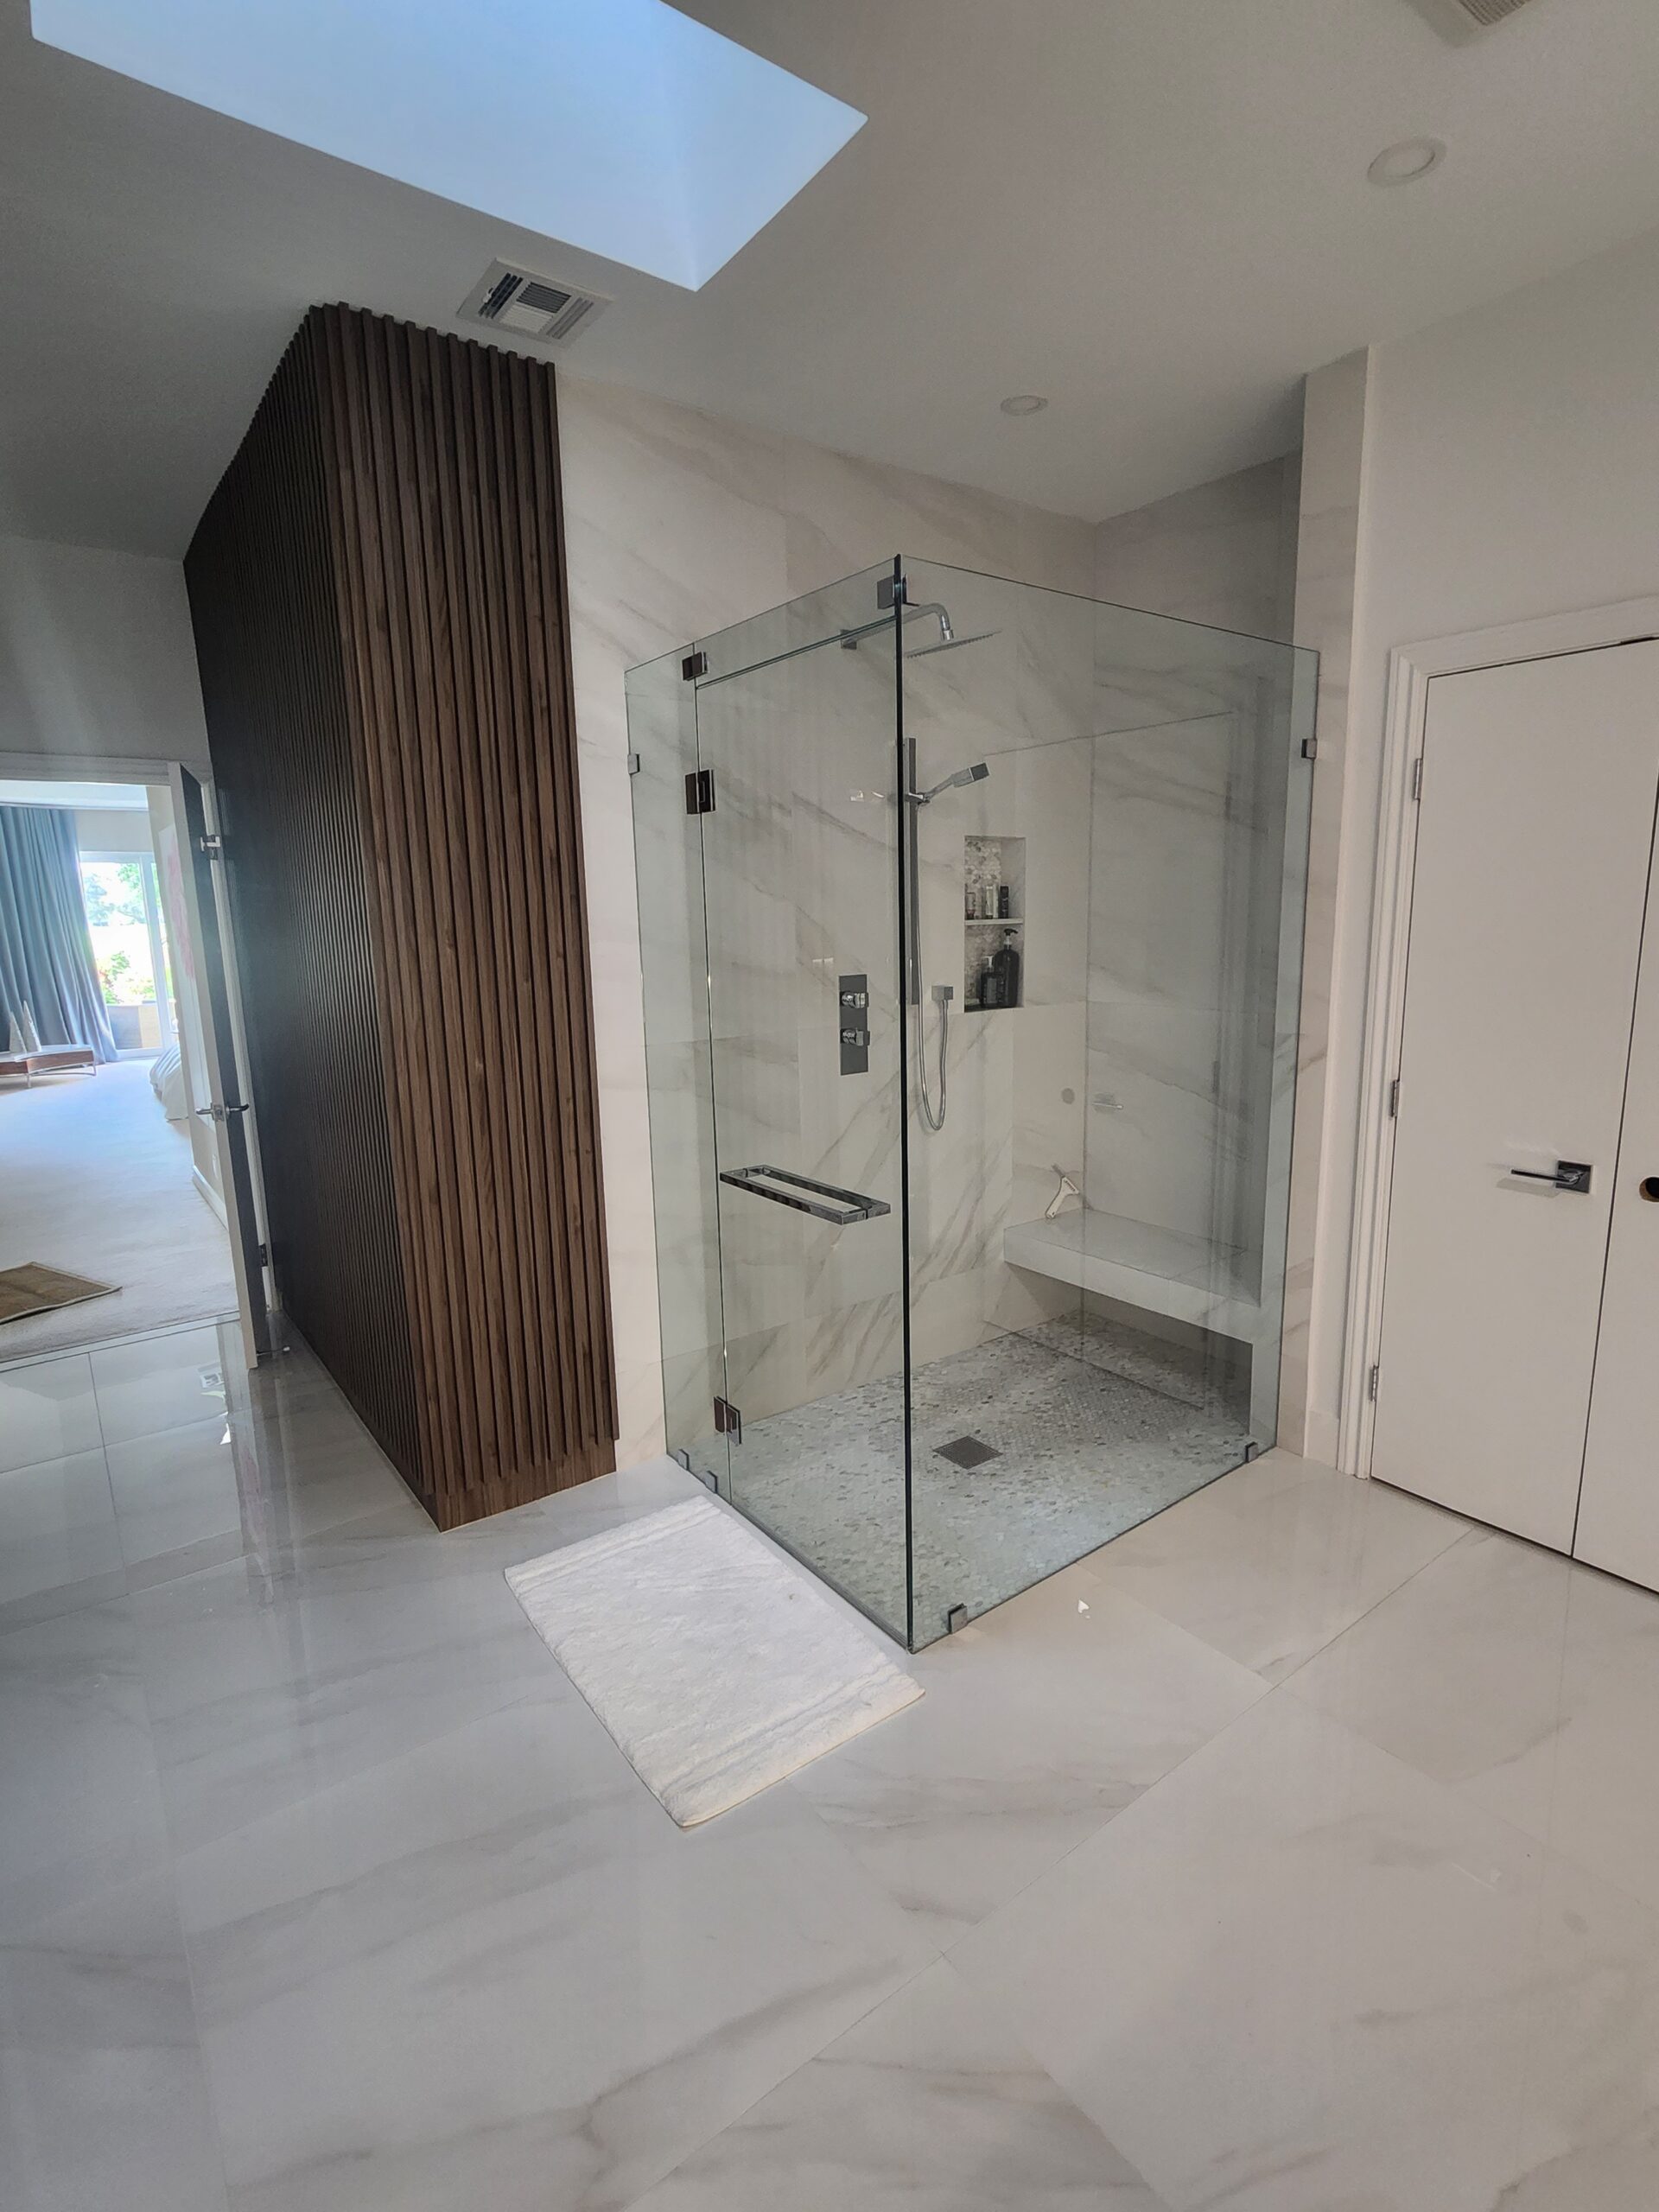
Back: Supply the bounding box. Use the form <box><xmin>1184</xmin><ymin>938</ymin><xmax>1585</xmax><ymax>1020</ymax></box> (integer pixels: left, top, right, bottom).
<box><xmin>1278</xmin><ymin>349</ymin><xmax>1370</xmax><ymax>1465</ymax></box>
<box><xmin>1009</xmin><ymin>1001</ymin><xmax>1088</xmax><ymax>1232</ymax></box>
<box><xmin>1095</xmin><ymin>456</ymin><xmax>1299</xmax><ymax>644</ymax></box>
<box><xmin>566</xmin><ymin>370</ymin><xmax>1095</xmax><ymax>1464</ymax></box>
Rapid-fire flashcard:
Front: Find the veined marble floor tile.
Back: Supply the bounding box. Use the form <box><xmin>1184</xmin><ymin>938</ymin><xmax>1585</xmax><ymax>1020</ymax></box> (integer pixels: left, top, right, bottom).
<box><xmin>0</xmin><ymin>1449</ymin><xmax>124</xmax><ymax>1619</ymax></box>
<box><xmin>0</xmin><ymin>1868</ymin><xmax>230</xmax><ymax>2212</ymax></box>
<box><xmin>89</xmin><ymin>1325</ymin><xmax>230</xmax><ymax>1446</ymax></box>
<box><xmin>1287</xmin><ymin>1521</ymin><xmax>1659</xmax><ymax>1918</ymax></box>
<box><xmin>0</xmin><ymin>1599</ymin><xmax>170</xmax><ymax>1924</ymax></box>
<box><xmin>430</xmin><ymin>1452</ymin><xmax>702</xmax><ymax>1576</ymax></box>
<box><xmin>630</xmin><ymin>1956</ymin><xmax>1166</xmax><ymax>2210</ymax></box>
<box><xmin>1087</xmin><ymin>1452</ymin><xmax>1465</xmax><ymax>1681</ymax></box>
<box><xmin>105</xmin><ymin>1416</ymin><xmax>243</xmax><ymax>1569</ymax></box>
<box><xmin>791</xmin><ymin>1561</ymin><xmax>1265</xmax><ymax>1944</ymax></box>
<box><xmin>128</xmin><ymin>1509</ymin><xmax>575</xmax><ymax>1854</ymax></box>
<box><xmin>953</xmin><ymin>1690</ymin><xmax>1659</xmax><ymax>2212</ymax></box>
<box><xmin>0</xmin><ymin>1354</ymin><xmax>100</xmax><ymax>1474</ymax></box>
<box><xmin>175</xmin><ymin>1698</ymin><xmax>937</xmax><ymax>2212</ymax></box>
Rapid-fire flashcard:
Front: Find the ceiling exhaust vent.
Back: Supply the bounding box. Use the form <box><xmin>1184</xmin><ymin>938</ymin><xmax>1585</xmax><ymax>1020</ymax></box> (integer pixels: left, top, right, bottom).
<box><xmin>458</xmin><ymin>261</ymin><xmax>610</xmax><ymax>348</ymax></box>
<box><xmin>1403</xmin><ymin>0</ymin><xmax>1541</xmax><ymax>40</ymax></box>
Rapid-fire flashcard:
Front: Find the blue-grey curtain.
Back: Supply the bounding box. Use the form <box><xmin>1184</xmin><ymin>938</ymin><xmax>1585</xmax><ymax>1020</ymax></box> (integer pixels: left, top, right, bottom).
<box><xmin>0</xmin><ymin>804</ymin><xmax>118</xmax><ymax>1060</ymax></box>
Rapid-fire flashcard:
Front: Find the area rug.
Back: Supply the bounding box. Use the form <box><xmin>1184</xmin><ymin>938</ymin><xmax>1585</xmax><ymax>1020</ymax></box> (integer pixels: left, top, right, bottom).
<box><xmin>0</xmin><ymin>1261</ymin><xmax>118</xmax><ymax>1325</ymax></box>
<box><xmin>505</xmin><ymin>1492</ymin><xmax>922</xmax><ymax>1827</ymax></box>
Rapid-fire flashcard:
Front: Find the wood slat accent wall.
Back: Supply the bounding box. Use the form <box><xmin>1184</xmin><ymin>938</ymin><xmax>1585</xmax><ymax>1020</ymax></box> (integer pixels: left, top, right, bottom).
<box><xmin>187</xmin><ymin>316</ymin><xmax>423</xmax><ymax>1494</ymax></box>
<box><xmin>187</xmin><ymin>305</ymin><xmax>616</xmax><ymax>1528</ymax></box>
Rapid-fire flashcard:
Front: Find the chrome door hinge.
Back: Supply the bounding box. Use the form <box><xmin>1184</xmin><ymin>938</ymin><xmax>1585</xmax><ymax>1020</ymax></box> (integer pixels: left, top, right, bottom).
<box><xmin>877</xmin><ymin>571</ymin><xmax>908</xmax><ymax>611</ymax></box>
<box><xmin>1411</xmin><ymin>757</ymin><xmax>1424</xmax><ymax>802</ymax></box>
<box><xmin>713</xmin><ymin>1395</ymin><xmax>742</xmax><ymax>1444</ymax></box>
<box><xmin>684</xmin><ymin>768</ymin><xmax>715</xmax><ymax>816</ymax></box>
<box><xmin>1368</xmin><ymin>1363</ymin><xmax>1380</xmax><ymax>1402</ymax></box>
<box><xmin>197</xmin><ymin>831</ymin><xmax>223</xmax><ymax>855</ymax></box>
<box><xmin>1300</xmin><ymin>735</ymin><xmax>1318</xmax><ymax>760</ymax></box>
<box><xmin>626</xmin><ymin>751</ymin><xmax>640</xmax><ymax>776</ymax></box>
<box><xmin>681</xmin><ymin>650</ymin><xmax>709</xmax><ymax>681</ymax></box>
<box><xmin>1388</xmin><ymin>1077</ymin><xmax>1400</xmax><ymax>1119</ymax></box>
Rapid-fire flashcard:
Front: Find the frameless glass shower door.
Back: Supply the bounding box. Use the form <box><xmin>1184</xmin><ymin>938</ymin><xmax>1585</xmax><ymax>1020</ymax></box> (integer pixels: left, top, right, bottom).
<box><xmin>631</xmin><ymin>567</ymin><xmax>915</xmax><ymax>1643</ymax></box>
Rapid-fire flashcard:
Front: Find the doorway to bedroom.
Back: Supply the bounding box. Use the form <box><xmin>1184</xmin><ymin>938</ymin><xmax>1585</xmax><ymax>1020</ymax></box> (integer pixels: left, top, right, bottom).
<box><xmin>0</xmin><ymin>770</ymin><xmax>239</xmax><ymax>1357</ymax></box>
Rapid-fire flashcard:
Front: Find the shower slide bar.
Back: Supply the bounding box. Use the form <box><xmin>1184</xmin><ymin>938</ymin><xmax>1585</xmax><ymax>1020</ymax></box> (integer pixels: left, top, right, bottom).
<box><xmin>719</xmin><ymin>1164</ymin><xmax>892</xmax><ymax>1226</ymax></box>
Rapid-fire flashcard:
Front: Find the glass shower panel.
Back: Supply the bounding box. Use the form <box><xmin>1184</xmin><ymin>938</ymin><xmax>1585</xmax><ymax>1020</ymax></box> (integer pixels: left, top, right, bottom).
<box><xmin>899</xmin><ymin>559</ymin><xmax>1313</xmax><ymax>1643</ymax></box>
<box><xmin>632</xmin><ymin>555</ymin><xmax>1313</xmax><ymax>1655</ymax></box>
<box><xmin>690</xmin><ymin>569</ymin><xmax>912</xmax><ymax>1642</ymax></box>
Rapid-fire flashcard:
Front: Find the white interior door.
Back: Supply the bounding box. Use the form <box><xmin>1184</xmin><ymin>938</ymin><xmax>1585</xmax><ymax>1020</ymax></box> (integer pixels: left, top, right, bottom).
<box><xmin>1371</xmin><ymin>644</ymin><xmax>1659</xmax><ymax>1548</ymax></box>
<box><xmin>168</xmin><ymin>765</ymin><xmax>273</xmax><ymax>1368</ymax></box>
<box><xmin>1574</xmin><ymin>804</ymin><xmax>1659</xmax><ymax>1586</ymax></box>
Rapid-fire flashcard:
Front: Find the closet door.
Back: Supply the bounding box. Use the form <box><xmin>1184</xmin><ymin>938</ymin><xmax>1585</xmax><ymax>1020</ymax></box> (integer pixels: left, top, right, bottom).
<box><xmin>1371</xmin><ymin>645</ymin><xmax>1659</xmax><ymax>1548</ymax></box>
<box><xmin>1574</xmin><ymin>782</ymin><xmax>1659</xmax><ymax>1587</ymax></box>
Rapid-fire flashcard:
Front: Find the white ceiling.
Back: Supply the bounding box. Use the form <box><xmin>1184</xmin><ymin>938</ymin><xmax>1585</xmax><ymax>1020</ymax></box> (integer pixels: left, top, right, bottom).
<box><xmin>3</xmin><ymin>0</ymin><xmax>1659</xmax><ymax>558</ymax></box>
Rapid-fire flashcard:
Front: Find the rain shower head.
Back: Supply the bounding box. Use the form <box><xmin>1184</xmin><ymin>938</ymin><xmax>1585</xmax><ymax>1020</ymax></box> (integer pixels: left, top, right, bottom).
<box><xmin>903</xmin><ymin>630</ymin><xmax>997</xmax><ymax>658</ymax></box>
<box><xmin>902</xmin><ymin>601</ymin><xmax>997</xmax><ymax>658</ymax></box>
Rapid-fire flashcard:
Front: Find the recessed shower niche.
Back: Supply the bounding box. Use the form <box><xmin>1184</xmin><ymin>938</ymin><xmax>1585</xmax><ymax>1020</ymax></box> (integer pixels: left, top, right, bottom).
<box><xmin>628</xmin><ymin>556</ymin><xmax>1314</xmax><ymax>1649</ymax></box>
<box><xmin>963</xmin><ymin>834</ymin><xmax>1024</xmax><ymax>1010</ymax></box>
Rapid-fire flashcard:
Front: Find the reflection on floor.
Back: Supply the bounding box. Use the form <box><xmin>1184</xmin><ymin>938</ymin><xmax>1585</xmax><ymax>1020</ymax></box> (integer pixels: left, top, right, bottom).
<box><xmin>735</xmin><ymin>1309</ymin><xmax>1253</xmax><ymax>1643</ymax></box>
<box><xmin>9</xmin><ymin>1319</ymin><xmax>1659</xmax><ymax>2209</ymax></box>
<box><xmin>0</xmin><ymin>1057</ymin><xmax>236</xmax><ymax>1358</ymax></box>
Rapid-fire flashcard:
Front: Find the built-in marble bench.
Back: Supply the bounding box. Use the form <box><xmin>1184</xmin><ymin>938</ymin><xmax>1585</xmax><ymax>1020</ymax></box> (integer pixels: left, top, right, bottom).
<box><xmin>1005</xmin><ymin>1207</ymin><xmax>1274</xmax><ymax>1433</ymax></box>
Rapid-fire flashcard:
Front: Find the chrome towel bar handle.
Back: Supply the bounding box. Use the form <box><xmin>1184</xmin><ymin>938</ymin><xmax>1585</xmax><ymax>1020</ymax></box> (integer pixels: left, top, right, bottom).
<box><xmin>719</xmin><ymin>1164</ymin><xmax>891</xmax><ymax>1225</ymax></box>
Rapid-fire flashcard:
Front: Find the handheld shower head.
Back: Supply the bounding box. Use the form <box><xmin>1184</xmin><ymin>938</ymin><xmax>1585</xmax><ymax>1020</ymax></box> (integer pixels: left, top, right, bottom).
<box><xmin>911</xmin><ymin>761</ymin><xmax>991</xmax><ymax>805</ymax></box>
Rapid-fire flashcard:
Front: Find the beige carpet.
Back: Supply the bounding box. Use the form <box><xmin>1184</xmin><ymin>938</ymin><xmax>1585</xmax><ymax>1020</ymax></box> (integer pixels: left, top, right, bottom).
<box><xmin>0</xmin><ymin>1057</ymin><xmax>238</xmax><ymax>1358</ymax></box>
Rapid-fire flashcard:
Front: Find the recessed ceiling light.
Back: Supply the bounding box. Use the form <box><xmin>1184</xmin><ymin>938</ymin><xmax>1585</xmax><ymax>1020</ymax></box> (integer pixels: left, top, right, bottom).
<box><xmin>1000</xmin><ymin>394</ymin><xmax>1048</xmax><ymax>416</ymax></box>
<box><xmin>1368</xmin><ymin>137</ymin><xmax>1446</xmax><ymax>187</ymax></box>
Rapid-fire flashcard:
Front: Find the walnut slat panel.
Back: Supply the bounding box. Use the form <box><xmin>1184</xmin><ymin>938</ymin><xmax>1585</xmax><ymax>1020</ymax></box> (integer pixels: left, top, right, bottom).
<box><xmin>185</xmin><ymin>319</ymin><xmax>424</xmax><ymax>1503</ymax></box>
<box><xmin>186</xmin><ymin>304</ymin><xmax>617</xmax><ymax>1527</ymax></box>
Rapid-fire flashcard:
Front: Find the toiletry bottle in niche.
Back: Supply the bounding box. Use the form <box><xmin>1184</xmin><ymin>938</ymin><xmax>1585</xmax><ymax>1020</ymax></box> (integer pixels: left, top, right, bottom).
<box><xmin>979</xmin><ymin>952</ymin><xmax>1000</xmax><ymax>1008</ymax></box>
<box><xmin>997</xmin><ymin>882</ymin><xmax>1011</xmax><ymax>918</ymax></box>
<box><xmin>990</xmin><ymin>928</ymin><xmax>1021</xmax><ymax>1009</ymax></box>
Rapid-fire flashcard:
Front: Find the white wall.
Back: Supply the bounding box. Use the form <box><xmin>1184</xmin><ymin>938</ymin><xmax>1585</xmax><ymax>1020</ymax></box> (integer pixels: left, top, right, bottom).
<box><xmin>1308</xmin><ymin>225</ymin><xmax>1659</xmax><ymax>1457</ymax></box>
<box><xmin>72</xmin><ymin>806</ymin><xmax>152</xmax><ymax>852</ymax></box>
<box><xmin>0</xmin><ymin>535</ymin><xmax>209</xmax><ymax>771</ymax></box>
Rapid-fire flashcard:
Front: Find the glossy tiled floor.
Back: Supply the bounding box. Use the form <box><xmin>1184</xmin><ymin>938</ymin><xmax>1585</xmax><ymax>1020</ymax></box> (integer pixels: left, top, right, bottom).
<box><xmin>6</xmin><ymin>1321</ymin><xmax>1659</xmax><ymax>2209</ymax></box>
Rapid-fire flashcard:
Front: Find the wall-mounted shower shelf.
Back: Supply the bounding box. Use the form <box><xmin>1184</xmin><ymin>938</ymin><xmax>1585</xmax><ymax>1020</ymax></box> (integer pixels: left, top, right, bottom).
<box><xmin>1004</xmin><ymin>1209</ymin><xmax>1264</xmax><ymax>1346</ymax></box>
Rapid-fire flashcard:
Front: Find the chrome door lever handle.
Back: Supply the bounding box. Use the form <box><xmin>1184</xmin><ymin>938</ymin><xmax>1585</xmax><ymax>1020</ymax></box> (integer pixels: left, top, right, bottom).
<box><xmin>1506</xmin><ymin>1160</ymin><xmax>1592</xmax><ymax>1192</ymax></box>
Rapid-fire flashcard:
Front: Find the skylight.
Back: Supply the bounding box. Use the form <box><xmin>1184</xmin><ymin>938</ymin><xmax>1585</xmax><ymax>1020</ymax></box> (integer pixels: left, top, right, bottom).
<box><xmin>31</xmin><ymin>0</ymin><xmax>865</xmax><ymax>290</ymax></box>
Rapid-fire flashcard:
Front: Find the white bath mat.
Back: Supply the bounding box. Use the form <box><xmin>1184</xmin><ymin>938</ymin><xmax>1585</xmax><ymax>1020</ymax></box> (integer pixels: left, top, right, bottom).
<box><xmin>505</xmin><ymin>1492</ymin><xmax>921</xmax><ymax>1826</ymax></box>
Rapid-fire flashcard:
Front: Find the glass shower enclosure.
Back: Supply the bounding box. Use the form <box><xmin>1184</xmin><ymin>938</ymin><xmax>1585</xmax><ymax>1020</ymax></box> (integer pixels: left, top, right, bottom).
<box><xmin>628</xmin><ymin>557</ymin><xmax>1314</xmax><ymax>1650</ymax></box>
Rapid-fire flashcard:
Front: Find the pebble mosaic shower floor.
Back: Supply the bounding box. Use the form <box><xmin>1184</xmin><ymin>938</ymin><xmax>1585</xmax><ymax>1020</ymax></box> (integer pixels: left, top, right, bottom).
<box><xmin>727</xmin><ymin>1311</ymin><xmax>1255</xmax><ymax>1645</ymax></box>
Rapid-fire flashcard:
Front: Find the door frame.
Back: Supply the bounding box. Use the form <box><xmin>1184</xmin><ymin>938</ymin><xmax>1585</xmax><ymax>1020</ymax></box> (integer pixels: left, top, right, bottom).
<box><xmin>1338</xmin><ymin>595</ymin><xmax>1659</xmax><ymax>1478</ymax></box>
<box><xmin>1</xmin><ymin>747</ymin><xmax>275</xmax><ymax>1368</ymax></box>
